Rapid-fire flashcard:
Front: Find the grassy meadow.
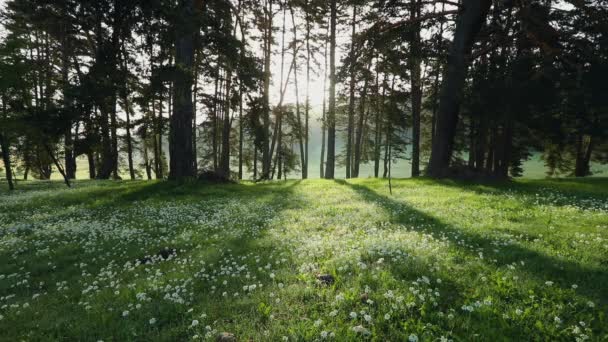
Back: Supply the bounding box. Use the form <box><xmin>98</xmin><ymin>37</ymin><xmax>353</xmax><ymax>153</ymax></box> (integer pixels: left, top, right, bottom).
<box><xmin>0</xmin><ymin>178</ymin><xmax>607</xmax><ymax>341</ymax></box>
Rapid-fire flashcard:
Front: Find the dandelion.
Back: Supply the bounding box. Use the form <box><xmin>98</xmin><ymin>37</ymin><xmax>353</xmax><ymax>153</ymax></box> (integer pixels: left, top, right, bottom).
<box><xmin>554</xmin><ymin>316</ymin><xmax>562</xmax><ymax>325</ymax></box>
<box><xmin>545</xmin><ymin>281</ymin><xmax>554</xmax><ymax>286</ymax></box>
<box><xmin>384</xmin><ymin>313</ymin><xmax>391</xmax><ymax>320</ymax></box>
<box><xmin>364</xmin><ymin>314</ymin><xmax>372</xmax><ymax>323</ymax></box>
<box><xmin>191</xmin><ymin>320</ymin><xmax>199</xmax><ymax>327</ymax></box>
<box><xmin>149</xmin><ymin>318</ymin><xmax>157</xmax><ymax>325</ymax></box>
<box><xmin>515</xmin><ymin>308</ymin><xmax>523</xmax><ymax>315</ymax></box>
<box><xmin>349</xmin><ymin>312</ymin><xmax>357</xmax><ymax>319</ymax></box>
<box><xmin>122</xmin><ymin>310</ymin><xmax>129</xmax><ymax>317</ymax></box>
<box><xmin>408</xmin><ymin>334</ymin><xmax>419</xmax><ymax>342</ymax></box>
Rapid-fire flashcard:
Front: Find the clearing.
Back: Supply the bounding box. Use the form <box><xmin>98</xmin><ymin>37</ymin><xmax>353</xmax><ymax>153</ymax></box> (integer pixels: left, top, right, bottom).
<box><xmin>0</xmin><ymin>178</ymin><xmax>607</xmax><ymax>341</ymax></box>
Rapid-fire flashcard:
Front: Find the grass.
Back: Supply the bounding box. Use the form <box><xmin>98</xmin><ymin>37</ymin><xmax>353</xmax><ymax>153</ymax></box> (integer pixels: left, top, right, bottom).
<box><xmin>0</xmin><ymin>178</ymin><xmax>607</xmax><ymax>341</ymax></box>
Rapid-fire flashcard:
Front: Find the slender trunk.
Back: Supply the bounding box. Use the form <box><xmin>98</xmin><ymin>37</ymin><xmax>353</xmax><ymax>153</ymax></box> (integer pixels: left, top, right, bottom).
<box><xmin>212</xmin><ymin>69</ymin><xmax>220</xmax><ymax>171</ymax></box>
<box><xmin>44</xmin><ymin>143</ymin><xmax>71</xmax><ymax>188</ymax></box>
<box><xmin>238</xmin><ymin>85</ymin><xmax>244</xmax><ymax>180</ymax></box>
<box><xmin>353</xmin><ymin>76</ymin><xmax>369</xmax><ymax>178</ymax></box>
<box><xmin>0</xmin><ymin>99</ymin><xmax>13</xmax><ymax>190</ymax></box>
<box><xmin>427</xmin><ymin>0</ymin><xmax>492</xmax><ymax>177</ymax></box>
<box><xmin>61</xmin><ymin>34</ymin><xmax>76</xmax><ymax>180</ymax></box>
<box><xmin>262</xmin><ymin>0</ymin><xmax>273</xmax><ymax>178</ymax></box>
<box><xmin>304</xmin><ymin>0</ymin><xmax>311</xmax><ymax>179</ymax></box>
<box><xmin>320</xmin><ymin>30</ymin><xmax>329</xmax><ymax>179</ymax></box>
<box><xmin>121</xmin><ymin>44</ymin><xmax>135</xmax><ymax>180</ymax></box>
<box><xmin>410</xmin><ymin>0</ymin><xmax>422</xmax><ymax>177</ymax></box>
<box><xmin>124</xmin><ymin>95</ymin><xmax>135</xmax><ymax>180</ymax></box>
<box><xmin>346</xmin><ymin>5</ymin><xmax>357</xmax><ymax>179</ymax></box>
<box><xmin>193</xmin><ymin>50</ymin><xmax>200</xmax><ymax>174</ymax></box>
<box><xmin>325</xmin><ymin>0</ymin><xmax>337</xmax><ymax>179</ymax></box>
<box><xmin>383</xmin><ymin>76</ymin><xmax>395</xmax><ymax>178</ymax></box>
<box><xmin>152</xmin><ymin>97</ymin><xmax>160</xmax><ymax>178</ymax></box>
<box><xmin>220</xmin><ymin>70</ymin><xmax>232</xmax><ymax>178</ymax></box>
<box><xmin>289</xmin><ymin>8</ymin><xmax>306</xmax><ymax>179</ymax></box>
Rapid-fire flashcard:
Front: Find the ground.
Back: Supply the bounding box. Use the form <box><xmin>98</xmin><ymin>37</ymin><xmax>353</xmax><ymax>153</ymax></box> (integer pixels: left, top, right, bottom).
<box><xmin>0</xmin><ymin>178</ymin><xmax>607</xmax><ymax>341</ymax></box>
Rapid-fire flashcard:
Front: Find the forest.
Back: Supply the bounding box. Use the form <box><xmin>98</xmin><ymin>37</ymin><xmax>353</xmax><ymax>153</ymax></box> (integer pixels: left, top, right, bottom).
<box><xmin>0</xmin><ymin>0</ymin><xmax>607</xmax><ymax>341</ymax></box>
<box><xmin>0</xmin><ymin>0</ymin><xmax>606</xmax><ymax>185</ymax></box>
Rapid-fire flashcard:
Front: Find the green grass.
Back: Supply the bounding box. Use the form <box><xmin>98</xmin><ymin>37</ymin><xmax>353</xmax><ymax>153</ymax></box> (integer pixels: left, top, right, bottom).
<box><xmin>0</xmin><ymin>178</ymin><xmax>607</xmax><ymax>341</ymax></box>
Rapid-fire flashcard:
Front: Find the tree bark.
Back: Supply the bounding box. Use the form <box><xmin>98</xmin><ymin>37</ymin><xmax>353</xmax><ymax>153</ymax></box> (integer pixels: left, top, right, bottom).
<box><xmin>427</xmin><ymin>0</ymin><xmax>492</xmax><ymax>177</ymax></box>
<box><xmin>346</xmin><ymin>5</ymin><xmax>357</xmax><ymax>179</ymax></box>
<box><xmin>169</xmin><ymin>0</ymin><xmax>197</xmax><ymax>180</ymax></box>
<box><xmin>261</xmin><ymin>0</ymin><xmax>273</xmax><ymax>179</ymax></box>
<box><xmin>325</xmin><ymin>0</ymin><xmax>337</xmax><ymax>179</ymax></box>
<box><xmin>409</xmin><ymin>0</ymin><xmax>422</xmax><ymax>177</ymax></box>
<box><xmin>0</xmin><ymin>133</ymin><xmax>14</xmax><ymax>191</ymax></box>
<box><xmin>353</xmin><ymin>76</ymin><xmax>369</xmax><ymax>178</ymax></box>
<box><xmin>289</xmin><ymin>8</ymin><xmax>306</xmax><ymax>180</ymax></box>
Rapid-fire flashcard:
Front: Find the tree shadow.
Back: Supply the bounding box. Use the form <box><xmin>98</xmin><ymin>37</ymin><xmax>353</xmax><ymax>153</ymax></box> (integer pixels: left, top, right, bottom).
<box><xmin>422</xmin><ymin>177</ymin><xmax>608</xmax><ymax>211</ymax></box>
<box><xmin>0</xmin><ymin>180</ymin><xmax>304</xmax><ymax>340</ymax></box>
<box><xmin>335</xmin><ymin>179</ymin><xmax>607</xmax><ymax>304</ymax></box>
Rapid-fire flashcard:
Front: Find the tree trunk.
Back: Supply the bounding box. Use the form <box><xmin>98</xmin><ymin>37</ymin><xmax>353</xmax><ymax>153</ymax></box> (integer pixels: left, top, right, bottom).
<box><xmin>44</xmin><ymin>143</ymin><xmax>71</xmax><ymax>188</ymax></box>
<box><xmin>427</xmin><ymin>0</ymin><xmax>492</xmax><ymax>177</ymax></box>
<box><xmin>261</xmin><ymin>0</ymin><xmax>273</xmax><ymax>179</ymax></box>
<box><xmin>212</xmin><ymin>69</ymin><xmax>220</xmax><ymax>172</ymax></box>
<box><xmin>353</xmin><ymin>76</ymin><xmax>369</xmax><ymax>178</ymax></box>
<box><xmin>169</xmin><ymin>0</ymin><xmax>197</xmax><ymax>180</ymax></box>
<box><xmin>346</xmin><ymin>5</ymin><xmax>357</xmax><ymax>179</ymax></box>
<box><xmin>325</xmin><ymin>0</ymin><xmax>337</xmax><ymax>179</ymax></box>
<box><xmin>219</xmin><ymin>70</ymin><xmax>232</xmax><ymax>178</ymax></box>
<box><xmin>409</xmin><ymin>0</ymin><xmax>422</xmax><ymax>177</ymax></box>
<box><xmin>320</xmin><ymin>30</ymin><xmax>329</xmax><ymax>179</ymax></box>
<box><xmin>0</xmin><ymin>134</ymin><xmax>14</xmax><ymax>191</ymax></box>
<box><xmin>574</xmin><ymin>134</ymin><xmax>593</xmax><ymax>177</ymax></box>
<box><xmin>238</xmin><ymin>85</ymin><xmax>244</xmax><ymax>180</ymax></box>
<box><xmin>304</xmin><ymin>0</ymin><xmax>311</xmax><ymax>179</ymax></box>
<box><xmin>289</xmin><ymin>8</ymin><xmax>306</xmax><ymax>180</ymax></box>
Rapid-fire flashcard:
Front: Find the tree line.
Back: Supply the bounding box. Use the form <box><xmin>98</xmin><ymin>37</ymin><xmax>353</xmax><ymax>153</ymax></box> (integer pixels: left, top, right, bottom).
<box><xmin>0</xmin><ymin>0</ymin><xmax>606</xmax><ymax>189</ymax></box>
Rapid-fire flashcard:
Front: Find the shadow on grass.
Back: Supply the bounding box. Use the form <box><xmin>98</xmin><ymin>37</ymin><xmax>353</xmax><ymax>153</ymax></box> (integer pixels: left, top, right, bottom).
<box><xmin>423</xmin><ymin>177</ymin><xmax>608</xmax><ymax>210</ymax></box>
<box><xmin>335</xmin><ymin>179</ymin><xmax>607</xmax><ymax>305</ymax></box>
<box><xmin>0</xmin><ymin>180</ymin><xmax>303</xmax><ymax>340</ymax></box>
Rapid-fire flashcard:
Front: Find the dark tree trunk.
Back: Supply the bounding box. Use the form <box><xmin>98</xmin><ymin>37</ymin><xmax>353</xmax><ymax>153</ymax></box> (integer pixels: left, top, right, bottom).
<box><xmin>427</xmin><ymin>0</ymin><xmax>492</xmax><ymax>177</ymax></box>
<box><xmin>124</xmin><ymin>95</ymin><xmax>135</xmax><ymax>180</ymax></box>
<box><xmin>44</xmin><ymin>143</ymin><xmax>71</xmax><ymax>188</ymax></box>
<box><xmin>325</xmin><ymin>0</ymin><xmax>337</xmax><ymax>179</ymax></box>
<box><xmin>409</xmin><ymin>0</ymin><xmax>422</xmax><ymax>178</ymax></box>
<box><xmin>0</xmin><ymin>132</ymin><xmax>14</xmax><ymax>191</ymax></box>
<box><xmin>238</xmin><ymin>86</ymin><xmax>244</xmax><ymax>180</ymax></box>
<box><xmin>212</xmin><ymin>69</ymin><xmax>220</xmax><ymax>172</ymax></box>
<box><xmin>219</xmin><ymin>70</ymin><xmax>232</xmax><ymax>178</ymax></box>
<box><xmin>261</xmin><ymin>0</ymin><xmax>273</xmax><ymax>179</ymax></box>
<box><xmin>87</xmin><ymin>152</ymin><xmax>96</xmax><ymax>179</ymax></box>
<box><xmin>62</xmin><ymin>37</ymin><xmax>76</xmax><ymax>180</ymax></box>
<box><xmin>353</xmin><ymin>76</ymin><xmax>369</xmax><ymax>178</ymax></box>
<box><xmin>193</xmin><ymin>51</ymin><xmax>200</xmax><ymax>175</ymax></box>
<box><xmin>290</xmin><ymin>7</ymin><xmax>305</xmax><ymax>180</ymax></box>
<box><xmin>346</xmin><ymin>5</ymin><xmax>357</xmax><ymax>179</ymax></box>
<box><xmin>574</xmin><ymin>134</ymin><xmax>593</xmax><ymax>177</ymax></box>
<box><xmin>304</xmin><ymin>0</ymin><xmax>311</xmax><ymax>179</ymax></box>
<box><xmin>320</xmin><ymin>31</ymin><xmax>329</xmax><ymax>179</ymax></box>
<box><xmin>169</xmin><ymin>0</ymin><xmax>197</xmax><ymax>180</ymax></box>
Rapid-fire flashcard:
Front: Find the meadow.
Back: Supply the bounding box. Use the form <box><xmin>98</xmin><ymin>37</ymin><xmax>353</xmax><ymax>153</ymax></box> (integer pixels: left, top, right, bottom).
<box><xmin>0</xmin><ymin>178</ymin><xmax>607</xmax><ymax>341</ymax></box>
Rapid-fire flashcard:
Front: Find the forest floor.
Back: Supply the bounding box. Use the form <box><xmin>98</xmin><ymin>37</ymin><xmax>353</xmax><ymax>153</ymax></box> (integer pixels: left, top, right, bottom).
<box><xmin>0</xmin><ymin>178</ymin><xmax>607</xmax><ymax>341</ymax></box>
